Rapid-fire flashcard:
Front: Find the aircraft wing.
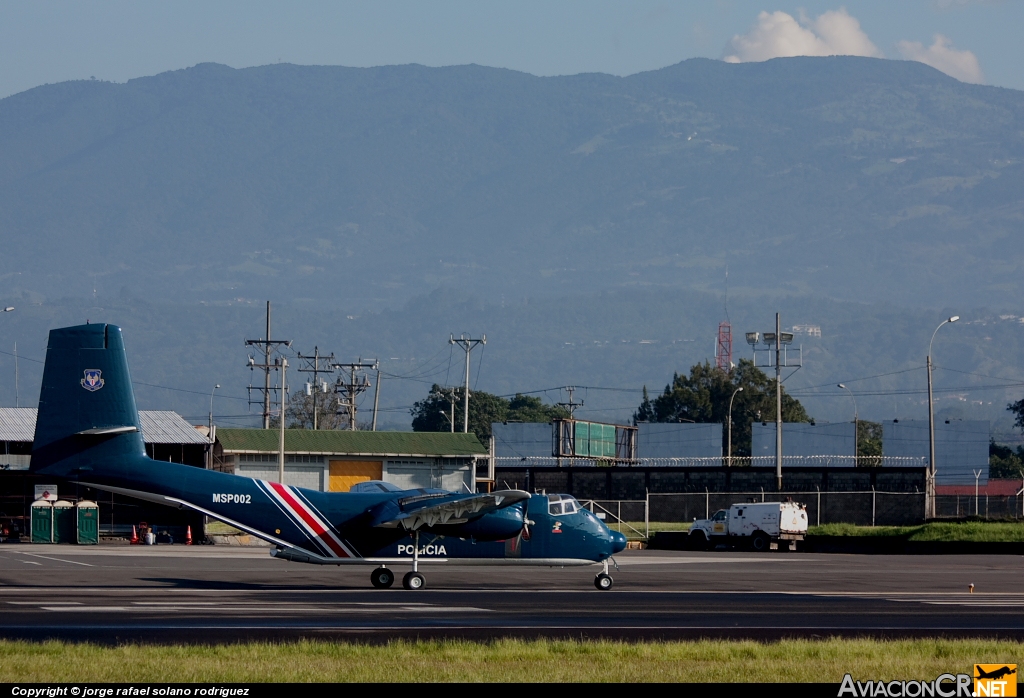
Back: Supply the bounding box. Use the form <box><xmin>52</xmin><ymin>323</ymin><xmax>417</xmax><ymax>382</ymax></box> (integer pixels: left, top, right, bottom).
<box><xmin>369</xmin><ymin>489</ymin><xmax>530</xmax><ymax>530</ymax></box>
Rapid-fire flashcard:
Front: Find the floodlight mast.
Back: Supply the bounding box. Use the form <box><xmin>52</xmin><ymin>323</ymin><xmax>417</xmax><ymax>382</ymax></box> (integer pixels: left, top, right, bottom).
<box><xmin>774</xmin><ymin>313</ymin><xmax>782</xmax><ymax>489</ymax></box>
<box><xmin>746</xmin><ymin>315</ymin><xmax>802</xmax><ymax>489</ymax></box>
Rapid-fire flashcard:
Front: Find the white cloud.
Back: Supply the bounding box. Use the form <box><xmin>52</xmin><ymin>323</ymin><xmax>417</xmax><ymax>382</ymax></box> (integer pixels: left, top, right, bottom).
<box><xmin>896</xmin><ymin>34</ymin><xmax>985</xmax><ymax>84</ymax></box>
<box><xmin>723</xmin><ymin>8</ymin><xmax>883</xmax><ymax>63</ymax></box>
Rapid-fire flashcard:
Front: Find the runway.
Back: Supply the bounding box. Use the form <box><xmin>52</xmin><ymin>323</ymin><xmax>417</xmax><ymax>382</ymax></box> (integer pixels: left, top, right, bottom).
<box><xmin>1</xmin><ymin>545</ymin><xmax>1023</xmax><ymax>641</ymax></box>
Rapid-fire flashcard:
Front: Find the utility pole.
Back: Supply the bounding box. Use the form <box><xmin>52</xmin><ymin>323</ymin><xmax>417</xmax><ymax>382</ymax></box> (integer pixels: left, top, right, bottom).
<box><xmin>333</xmin><ymin>359</ymin><xmax>378</xmax><ymax>431</ymax></box>
<box><xmin>297</xmin><ymin>347</ymin><xmax>336</xmax><ymax>430</ymax></box>
<box><xmin>371</xmin><ymin>368</ymin><xmax>381</xmax><ymax>431</ymax></box>
<box><xmin>557</xmin><ymin>386</ymin><xmax>584</xmax><ymax>420</ymax></box>
<box><xmin>450</xmin><ymin>334</ymin><xmax>486</xmax><ymax>433</ymax></box>
<box><xmin>245</xmin><ymin>301</ymin><xmax>292</xmax><ymax>429</ymax></box>
<box><xmin>278</xmin><ymin>358</ymin><xmax>287</xmax><ymax>483</ymax></box>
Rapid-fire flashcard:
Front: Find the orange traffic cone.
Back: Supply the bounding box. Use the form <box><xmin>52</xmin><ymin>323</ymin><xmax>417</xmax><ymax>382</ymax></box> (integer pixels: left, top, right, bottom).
<box><xmin>130</xmin><ymin>525</ymin><xmax>139</xmax><ymax>544</ymax></box>
<box><xmin>185</xmin><ymin>525</ymin><xmax>193</xmax><ymax>545</ymax></box>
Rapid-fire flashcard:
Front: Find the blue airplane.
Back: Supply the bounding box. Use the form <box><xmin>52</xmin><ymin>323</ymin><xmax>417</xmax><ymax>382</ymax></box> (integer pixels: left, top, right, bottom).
<box><xmin>30</xmin><ymin>324</ymin><xmax>627</xmax><ymax>590</ymax></box>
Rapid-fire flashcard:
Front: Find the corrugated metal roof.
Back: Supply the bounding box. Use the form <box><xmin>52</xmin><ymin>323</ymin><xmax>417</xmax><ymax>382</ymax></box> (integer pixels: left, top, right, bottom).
<box><xmin>0</xmin><ymin>408</ymin><xmax>39</xmax><ymax>442</ymax></box>
<box><xmin>217</xmin><ymin>428</ymin><xmax>487</xmax><ymax>456</ymax></box>
<box><xmin>0</xmin><ymin>408</ymin><xmax>209</xmax><ymax>445</ymax></box>
<box><xmin>137</xmin><ymin>410</ymin><xmax>211</xmax><ymax>444</ymax></box>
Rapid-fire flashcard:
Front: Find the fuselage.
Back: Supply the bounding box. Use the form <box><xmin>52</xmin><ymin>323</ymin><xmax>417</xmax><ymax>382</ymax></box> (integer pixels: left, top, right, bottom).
<box><xmin>72</xmin><ymin>454</ymin><xmax>625</xmax><ymax>565</ymax></box>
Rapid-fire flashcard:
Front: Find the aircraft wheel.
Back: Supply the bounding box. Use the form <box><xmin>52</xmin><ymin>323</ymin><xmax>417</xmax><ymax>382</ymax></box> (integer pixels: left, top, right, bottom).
<box><xmin>370</xmin><ymin>567</ymin><xmax>395</xmax><ymax>589</ymax></box>
<box><xmin>594</xmin><ymin>573</ymin><xmax>614</xmax><ymax>591</ymax></box>
<box><xmin>402</xmin><ymin>571</ymin><xmax>426</xmax><ymax>590</ymax></box>
<box><xmin>751</xmin><ymin>532</ymin><xmax>771</xmax><ymax>552</ymax></box>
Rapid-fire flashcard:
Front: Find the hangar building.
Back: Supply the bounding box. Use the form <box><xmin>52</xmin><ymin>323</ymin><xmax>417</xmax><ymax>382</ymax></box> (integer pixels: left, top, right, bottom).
<box><xmin>213</xmin><ymin>429</ymin><xmax>489</xmax><ymax>493</ymax></box>
<box><xmin>0</xmin><ymin>407</ymin><xmax>210</xmax><ymax>538</ymax></box>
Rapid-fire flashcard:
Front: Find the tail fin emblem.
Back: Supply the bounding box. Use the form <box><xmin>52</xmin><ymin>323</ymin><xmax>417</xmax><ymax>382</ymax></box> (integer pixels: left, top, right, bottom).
<box><xmin>81</xmin><ymin>369</ymin><xmax>104</xmax><ymax>392</ymax></box>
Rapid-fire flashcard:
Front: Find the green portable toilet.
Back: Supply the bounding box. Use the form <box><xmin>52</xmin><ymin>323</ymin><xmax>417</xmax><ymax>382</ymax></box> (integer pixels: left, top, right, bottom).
<box><xmin>52</xmin><ymin>500</ymin><xmax>76</xmax><ymax>543</ymax></box>
<box><xmin>31</xmin><ymin>500</ymin><xmax>53</xmax><ymax>543</ymax></box>
<box><xmin>76</xmin><ymin>501</ymin><xmax>99</xmax><ymax>545</ymax></box>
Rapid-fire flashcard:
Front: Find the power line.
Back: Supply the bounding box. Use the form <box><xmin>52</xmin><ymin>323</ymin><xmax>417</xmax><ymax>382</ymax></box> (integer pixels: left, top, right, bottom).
<box><xmin>133</xmin><ymin>381</ymin><xmax>248</xmax><ymax>401</ymax></box>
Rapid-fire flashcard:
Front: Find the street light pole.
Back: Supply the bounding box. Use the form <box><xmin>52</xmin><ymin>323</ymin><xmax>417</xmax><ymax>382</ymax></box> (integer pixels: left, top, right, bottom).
<box><xmin>727</xmin><ymin>386</ymin><xmax>744</xmax><ymax>467</ymax></box>
<box><xmin>927</xmin><ymin>316</ymin><xmax>959</xmax><ymax>518</ymax></box>
<box><xmin>208</xmin><ymin>384</ymin><xmax>220</xmax><ymax>436</ymax></box>
<box><xmin>837</xmin><ymin>383</ymin><xmax>858</xmax><ymax>466</ymax></box>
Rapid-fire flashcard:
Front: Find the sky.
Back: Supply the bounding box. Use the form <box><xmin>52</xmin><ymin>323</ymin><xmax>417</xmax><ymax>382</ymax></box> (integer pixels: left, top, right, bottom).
<box><xmin>0</xmin><ymin>0</ymin><xmax>1021</xmax><ymax>100</ymax></box>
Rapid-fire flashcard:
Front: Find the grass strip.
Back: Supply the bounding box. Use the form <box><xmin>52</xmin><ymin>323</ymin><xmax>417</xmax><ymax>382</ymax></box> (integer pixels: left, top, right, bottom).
<box><xmin>808</xmin><ymin>522</ymin><xmax>1024</xmax><ymax>542</ymax></box>
<box><xmin>630</xmin><ymin>521</ymin><xmax>1024</xmax><ymax>542</ymax></box>
<box><xmin>0</xmin><ymin>638</ymin><xmax>1020</xmax><ymax>683</ymax></box>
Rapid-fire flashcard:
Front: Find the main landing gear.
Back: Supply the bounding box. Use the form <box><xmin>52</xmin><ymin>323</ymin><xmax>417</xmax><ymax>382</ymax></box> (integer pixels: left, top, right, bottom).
<box><xmin>372</xmin><ymin>530</ymin><xmax>428</xmax><ymax>590</ymax></box>
<box><xmin>370</xmin><ymin>566</ymin><xmax>395</xmax><ymax>588</ymax></box>
<box><xmin>594</xmin><ymin>559</ymin><xmax>614</xmax><ymax>590</ymax></box>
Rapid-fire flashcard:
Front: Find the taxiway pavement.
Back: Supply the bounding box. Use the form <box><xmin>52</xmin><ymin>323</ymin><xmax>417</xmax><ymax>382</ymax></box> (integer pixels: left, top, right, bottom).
<box><xmin>1</xmin><ymin>545</ymin><xmax>1022</xmax><ymax>641</ymax></box>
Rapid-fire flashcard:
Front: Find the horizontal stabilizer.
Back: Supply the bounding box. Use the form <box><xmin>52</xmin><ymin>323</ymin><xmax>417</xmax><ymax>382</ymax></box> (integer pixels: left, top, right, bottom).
<box><xmin>77</xmin><ymin>426</ymin><xmax>139</xmax><ymax>435</ymax></box>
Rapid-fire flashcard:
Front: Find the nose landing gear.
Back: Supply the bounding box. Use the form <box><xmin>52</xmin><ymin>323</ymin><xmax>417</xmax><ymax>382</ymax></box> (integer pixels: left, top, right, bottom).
<box><xmin>403</xmin><ymin>571</ymin><xmax>425</xmax><ymax>590</ymax></box>
<box><xmin>594</xmin><ymin>559</ymin><xmax>614</xmax><ymax>590</ymax></box>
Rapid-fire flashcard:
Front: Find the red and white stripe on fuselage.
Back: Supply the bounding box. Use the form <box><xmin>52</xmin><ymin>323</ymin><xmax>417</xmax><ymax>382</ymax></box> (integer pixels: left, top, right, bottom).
<box><xmin>258</xmin><ymin>480</ymin><xmax>356</xmax><ymax>559</ymax></box>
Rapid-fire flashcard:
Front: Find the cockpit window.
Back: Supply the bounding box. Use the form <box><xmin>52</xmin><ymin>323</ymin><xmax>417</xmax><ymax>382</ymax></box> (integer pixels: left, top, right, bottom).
<box><xmin>548</xmin><ymin>494</ymin><xmax>580</xmax><ymax>516</ymax></box>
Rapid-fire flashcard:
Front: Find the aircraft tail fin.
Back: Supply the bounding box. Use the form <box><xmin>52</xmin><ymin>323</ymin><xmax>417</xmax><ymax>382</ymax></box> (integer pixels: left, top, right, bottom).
<box><xmin>31</xmin><ymin>323</ymin><xmax>147</xmax><ymax>476</ymax></box>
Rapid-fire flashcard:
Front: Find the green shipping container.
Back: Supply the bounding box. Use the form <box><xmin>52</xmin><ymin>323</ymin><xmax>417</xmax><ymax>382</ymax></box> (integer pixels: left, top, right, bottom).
<box><xmin>602</xmin><ymin>424</ymin><xmax>617</xmax><ymax>458</ymax></box>
<box><xmin>574</xmin><ymin>421</ymin><xmax>590</xmax><ymax>457</ymax></box>
<box><xmin>31</xmin><ymin>500</ymin><xmax>53</xmax><ymax>543</ymax></box>
<box><xmin>52</xmin><ymin>500</ymin><xmax>76</xmax><ymax>544</ymax></box>
<box><xmin>77</xmin><ymin>501</ymin><xmax>99</xmax><ymax>545</ymax></box>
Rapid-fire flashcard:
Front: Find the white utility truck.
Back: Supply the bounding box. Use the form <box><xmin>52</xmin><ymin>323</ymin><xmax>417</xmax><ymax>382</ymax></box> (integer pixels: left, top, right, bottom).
<box><xmin>687</xmin><ymin>501</ymin><xmax>808</xmax><ymax>551</ymax></box>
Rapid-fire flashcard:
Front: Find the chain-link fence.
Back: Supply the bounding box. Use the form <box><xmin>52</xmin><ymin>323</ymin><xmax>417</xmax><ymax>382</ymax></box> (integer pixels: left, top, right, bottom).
<box><xmin>495</xmin><ymin>456</ymin><xmax>926</xmax><ymax>468</ymax></box>
<box><xmin>934</xmin><ymin>494</ymin><xmax>1023</xmax><ymax>520</ymax></box>
<box><xmin>579</xmin><ymin>490</ymin><xmax>928</xmax><ymax>535</ymax></box>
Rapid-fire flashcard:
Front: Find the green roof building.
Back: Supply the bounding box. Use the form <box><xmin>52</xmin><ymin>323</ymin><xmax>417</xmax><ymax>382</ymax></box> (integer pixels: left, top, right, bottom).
<box><xmin>214</xmin><ymin>429</ymin><xmax>490</xmax><ymax>493</ymax></box>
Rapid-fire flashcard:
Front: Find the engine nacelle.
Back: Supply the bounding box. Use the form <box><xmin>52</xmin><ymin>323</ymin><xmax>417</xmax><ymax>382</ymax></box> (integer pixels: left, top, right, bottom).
<box><xmin>429</xmin><ymin>504</ymin><xmax>525</xmax><ymax>541</ymax></box>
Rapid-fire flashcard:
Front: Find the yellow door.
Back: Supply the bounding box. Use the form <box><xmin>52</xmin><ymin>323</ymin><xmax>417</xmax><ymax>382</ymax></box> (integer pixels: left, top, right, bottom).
<box><xmin>329</xmin><ymin>460</ymin><xmax>382</xmax><ymax>492</ymax></box>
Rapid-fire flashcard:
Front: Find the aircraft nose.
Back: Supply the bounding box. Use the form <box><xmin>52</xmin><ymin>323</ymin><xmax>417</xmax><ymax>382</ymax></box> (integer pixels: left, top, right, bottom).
<box><xmin>610</xmin><ymin>530</ymin><xmax>627</xmax><ymax>554</ymax></box>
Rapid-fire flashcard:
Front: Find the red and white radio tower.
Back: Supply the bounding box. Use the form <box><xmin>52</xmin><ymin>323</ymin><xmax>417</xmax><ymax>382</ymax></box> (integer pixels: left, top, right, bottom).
<box><xmin>716</xmin><ymin>321</ymin><xmax>732</xmax><ymax>370</ymax></box>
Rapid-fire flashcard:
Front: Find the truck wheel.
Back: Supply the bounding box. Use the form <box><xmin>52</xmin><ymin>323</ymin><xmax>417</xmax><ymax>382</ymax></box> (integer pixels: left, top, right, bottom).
<box><xmin>687</xmin><ymin>531</ymin><xmax>709</xmax><ymax>551</ymax></box>
<box><xmin>751</xmin><ymin>532</ymin><xmax>771</xmax><ymax>552</ymax></box>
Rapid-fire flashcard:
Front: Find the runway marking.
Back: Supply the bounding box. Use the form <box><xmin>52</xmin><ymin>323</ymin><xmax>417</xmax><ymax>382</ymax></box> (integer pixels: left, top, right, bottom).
<box><xmin>15</xmin><ymin>600</ymin><xmax>492</xmax><ymax>614</ymax></box>
<box><xmin>612</xmin><ymin>557</ymin><xmax>798</xmax><ymax>566</ymax></box>
<box><xmin>17</xmin><ymin>552</ymin><xmax>94</xmax><ymax>566</ymax></box>
<box><xmin>19</xmin><ymin>561</ymin><xmax>41</xmax><ymax>565</ymax></box>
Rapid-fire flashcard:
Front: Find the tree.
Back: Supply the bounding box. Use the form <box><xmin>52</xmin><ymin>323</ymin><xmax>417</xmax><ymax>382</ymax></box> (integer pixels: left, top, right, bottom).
<box><xmin>286</xmin><ymin>391</ymin><xmax>348</xmax><ymax>430</ymax></box>
<box><xmin>860</xmin><ymin>419</ymin><xmax>884</xmax><ymax>462</ymax></box>
<box><xmin>411</xmin><ymin>385</ymin><xmax>567</xmax><ymax>442</ymax></box>
<box><xmin>1008</xmin><ymin>398</ymin><xmax>1024</xmax><ymax>434</ymax></box>
<box><xmin>269</xmin><ymin>391</ymin><xmax>349</xmax><ymax>430</ymax></box>
<box><xmin>633</xmin><ymin>359</ymin><xmax>811</xmax><ymax>457</ymax></box>
<box><xmin>990</xmin><ymin>440</ymin><xmax>1024</xmax><ymax>480</ymax></box>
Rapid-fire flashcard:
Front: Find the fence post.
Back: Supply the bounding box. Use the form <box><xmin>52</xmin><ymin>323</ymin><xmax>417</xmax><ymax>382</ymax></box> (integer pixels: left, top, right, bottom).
<box><xmin>705</xmin><ymin>488</ymin><xmax>709</xmax><ymax>519</ymax></box>
<box><xmin>816</xmin><ymin>486</ymin><xmax>820</xmax><ymax>527</ymax></box>
<box><xmin>872</xmin><ymin>486</ymin><xmax>876</xmax><ymax>527</ymax></box>
<box><xmin>761</xmin><ymin>487</ymin><xmax>764</xmax><ymax>503</ymax></box>
<box><xmin>645</xmin><ymin>488</ymin><xmax>649</xmax><ymax>540</ymax></box>
<box><xmin>618</xmin><ymin>501</ymin><xmax>621</xmax><ymax>533</ymax></box>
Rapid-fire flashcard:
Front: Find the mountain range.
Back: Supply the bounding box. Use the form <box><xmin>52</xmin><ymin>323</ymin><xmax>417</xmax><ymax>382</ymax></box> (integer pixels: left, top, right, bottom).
<box><xmin>1</xmin><ymin>57</ymin><xmax>1023</xmax><ymax>433</ymax></box>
